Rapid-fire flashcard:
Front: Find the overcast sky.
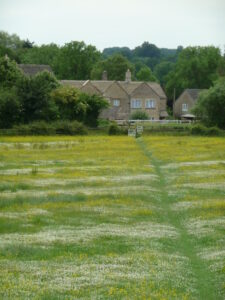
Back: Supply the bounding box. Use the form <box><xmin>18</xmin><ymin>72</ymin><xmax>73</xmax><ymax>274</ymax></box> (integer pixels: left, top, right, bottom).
<box><xmin>0</xmin><ymin>0</ymin><xmax>225</xmax><ymax>51</ymax></box>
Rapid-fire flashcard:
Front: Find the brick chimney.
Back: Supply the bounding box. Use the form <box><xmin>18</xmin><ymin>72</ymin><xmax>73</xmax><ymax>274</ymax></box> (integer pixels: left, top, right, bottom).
<box><xmin>102</xmin><ymin>70</ymin><xmax>108</xmax><ymax>80</ymax></box>
<box><xmin>125</xmin><ymin>69</ymin><xmax>131</xmax><ymax>82</ymax></box>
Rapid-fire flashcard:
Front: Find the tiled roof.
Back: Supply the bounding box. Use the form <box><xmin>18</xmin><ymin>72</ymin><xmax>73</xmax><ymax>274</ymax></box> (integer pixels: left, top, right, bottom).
<box><xmin>186</xmin><ymin>89</ymin><xmax>206</xmax><ymax>101</ymax></box>
<box><xmin>60</xmin><ymin>80</ymin><xmax>167</xmax><ymax>99</ymax></box>
<box><xmin>60</xmin><ymin>80</ymin><xmax>85</xmax><ymax>88</ymax></box>
<box><xmin>148</xmin><ymin>82</ymin><xmax>167</xmax><ymax>98</ymax></box>
<box><xmin>18</xmin><ymin>64</ymin><xmax>52</xmax><ymax>76</ymax></box>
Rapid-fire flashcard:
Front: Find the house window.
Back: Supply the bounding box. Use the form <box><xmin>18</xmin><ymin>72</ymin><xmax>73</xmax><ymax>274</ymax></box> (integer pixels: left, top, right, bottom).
<box><xmin>131</xmin><ymin>99</ymin><xmax>142</xmax><ymax>108</ymax></box>
<box><xmin>182</xmin><ymin>103</ymin><xmax>188</xmax><ymax>111</ymax></box>
<box><xmin>145</xmin><ymin>99</ymin><xmax>155</xmax><ymax>108</ymax></box>
<box><xmin>113</xmin><ymin>99</ymin><xmax>120</xmax><ymax>107</ymax></box>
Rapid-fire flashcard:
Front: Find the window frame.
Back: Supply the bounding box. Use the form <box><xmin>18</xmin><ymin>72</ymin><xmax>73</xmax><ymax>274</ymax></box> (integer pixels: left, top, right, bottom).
<box><xmin>145</xmin><ymin>99</ymin><xmax>156</xmax><ymax>109</ymax></box>
<box><xmin>112</xmin><ymin>99</ymin><xmax>120</xmax><ymax>107</ymax></box>
<box><xmin>131</xmin><ymin>99</ymin><xmax>142</xmax><ymax>109</ymax></box>
<box><xmin>182</xmin><ymin>103</ymin><xmax>188</xmax><ymax>112</ymax></box>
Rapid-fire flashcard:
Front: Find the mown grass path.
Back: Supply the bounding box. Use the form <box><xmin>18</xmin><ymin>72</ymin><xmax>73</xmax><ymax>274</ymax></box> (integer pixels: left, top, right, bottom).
<box><xmin>137</xmin><ymin>137</ymin><xmax>221</xmax><ymax>300</ymax></box>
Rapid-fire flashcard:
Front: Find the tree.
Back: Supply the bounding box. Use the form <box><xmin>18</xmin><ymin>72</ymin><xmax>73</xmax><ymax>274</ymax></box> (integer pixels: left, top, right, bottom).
<box><xmin>91</xmin><ymin>54</ymin><xmax>134</xmax><ymax>81</ymax></box>
<box><xmin>103</xmin><ymin>47</ymin><xmax>132</xmax><ymax>59</ymax></box>
<box><xmin>154</xmin><ymin>61</ymin><xmax>175</xmax><ymax>86</ymax></box>
<box><xmin>192</xmin><ymin>78</ymin><xmax>225</xmax><ymax>129</ymax></box>
<box><xmin>50</xmin><ymin>85</ymin><xmax>87</xmax><ymax>121</ymax></box>
<box><xmin>55</xmin><ymin>41</ymin><xmax>101</xmax><ymax>79</ymax></box>
<box><xmin>0</xmin><ymin>56</ymin><xmax>24</xmax><ymax>88</ymax></box>
<box><xmin>22</xmin><ymin>39</ymin><xmax>34</xmax><ymax>49</ymax></box>
<box><xmin>133</xmin><ymin>42</ymin><xmax>160</xmax><ymax>58</ymax></box>
<box><xmin>165</xmin><ymin>46</ymin><xmax>224</xmax><ymax>100</ymax></box>
<box><xmin>0</xmin><ymin>31</ymin><xmax>23</xmax><ymax>50</ymax></box>
<box><xmin>80</xmin><ymin>93</ymin><xmax>109</xmax><ymax>127</ymax></box>
<box><xmin>19</xmin><ymin>44</ymin><xmax>60</xmax><ymax>72</ymax></box>
<box><xmin>136</xmin><ymin>66</ymin><xmax>158</xmax><ymax>82</ymax></box>
<box><xmin>0</xmin><ymin>88</ymin><xmax>21</xmax><ymax>128</ymax></box>
<box><xmin>17</xmin><ymin>71</ymin><xmax>59</xmax><ymax>122</ymax></box>
<box><xmin>51</xmin><ymin>86</ymin><xmax>109</xmax><ymax>126</ymax></box>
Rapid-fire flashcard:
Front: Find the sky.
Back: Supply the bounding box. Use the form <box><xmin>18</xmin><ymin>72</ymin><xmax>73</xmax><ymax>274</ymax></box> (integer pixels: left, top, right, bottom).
<box><xmin>0</xmin><ymin>0</ymin><xmax>225</xmax><ymax>51</ymax></box>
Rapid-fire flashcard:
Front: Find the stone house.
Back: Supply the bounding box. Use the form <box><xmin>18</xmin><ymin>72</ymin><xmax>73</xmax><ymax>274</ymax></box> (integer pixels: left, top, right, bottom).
<box><xmin>174</xmin><ymin>89</ymin><xmax>206</xmax><ymax>119</ymax></box>
<box><xmin>61</xmin><ymin>70</ymin><xmax>168</xmax><ymax>120</ymax></box>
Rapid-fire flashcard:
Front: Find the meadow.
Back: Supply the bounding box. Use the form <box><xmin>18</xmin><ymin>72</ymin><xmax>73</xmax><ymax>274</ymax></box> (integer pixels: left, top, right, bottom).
<box><xmin>0</xmin><ymin>135</ymin><xmax>224</xmax><ymax>299</ymax></box>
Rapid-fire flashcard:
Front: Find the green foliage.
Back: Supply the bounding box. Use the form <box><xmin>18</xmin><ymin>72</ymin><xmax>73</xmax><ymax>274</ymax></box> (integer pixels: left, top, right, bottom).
<box><xmin>191</xmin><ymin>124</ymin><xmax>224</xmax><ymax>136</ymax></box>
<box><xmin>166</xmin><ymin>46</ymin><xmax>224</xmax><ymax>100</ymax></box>
<box><xmin>0</xmin><ymin>56</ymin><xmax>24</xmax><ymax>88</ymax></box>
<box><xmin>133</xmin><ymin>42</ymin><xmax>160</xmax><ymax>58</ymax></box>
<box><xmin>0</xmin><ymin>31</ymin><xmax>23</xmax><ymax>50</ymax></box>
<box><xmin>108</xmin><ymin>123</ymin><xmax>126</xmax><ymax>135</ymax></box>
<box><xmin>154</xmin><ymin>61</ymin><xmax>175</xmax><ymax>86</ymax></box>
<box><xmin>11</xmin><ymin>121</ymin><xmax>87</xmax><ymax>135</ymax></box>
<box><xmin>50</xmin><ymin>85</ymin><xmax>86</xmax><ymax>121</ymax></box>
<box><xmin>136</xmin><ymin>66</ymin><xmax>158</xmax><ymax>82</ymax></box>
<box><xmin>0</xmin><ymin>88</ymin><xmax>21</xmax><ymax>128</ymax></box>
<box><xmin>50</xmin><ymin>86</ymin><xmax>108</xmax><ymax>127</ymax></box>
<box><xmin>53</xmin><ymin>120</ymin><xmax>87</xmax><ymax>135</ymax></box>
<box><xmin>103</xmin><ymin>47</ymin><xmax>132</xmax><ymax>59</ymax></box>
<box><xmin>17</xmin><ymin>71</ymin><xmax>59</xmax><ymax>123</ymax></box>
<box><xmin>55</xmin><ymin>41</ymin><xmax>100</xmax><ymax>79</ymax></box>
<box><xmin>192</xmin><ymin>78</ymin><xmax>225</xmax><ymax>129</ymax></box>
<box><xmin>91</xmin><ymin>54</ymin><xmax>135</xmax><ymax>81</ymax></box>
<box><xmin>130</xmin><ymin>111</ymin><xmax>149</xmax><ymax>120</ymax></box>
<box><xmin>19</xmin><ymin>44</ymin><xmax>60</xmax><ymax>70</ymax></box>
<box><xmin>80</xmin><ymin>93</ymin><xmax>109</xmax><ymax>127</ymax></box>
<box><xmin>0</xmin><ymin>45</ymin><xmax>20</xmax><ymax>62</ymax></box>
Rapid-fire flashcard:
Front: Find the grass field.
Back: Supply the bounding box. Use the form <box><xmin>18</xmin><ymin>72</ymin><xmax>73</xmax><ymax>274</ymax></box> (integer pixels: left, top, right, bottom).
<box><xmin>0</xmin><ymin>135</ymin><xmax>224</xmax><ymax>299</ymax></box>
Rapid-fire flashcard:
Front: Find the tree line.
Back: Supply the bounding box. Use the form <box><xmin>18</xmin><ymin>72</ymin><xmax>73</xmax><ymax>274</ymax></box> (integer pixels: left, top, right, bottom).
<box><xmin>0</xmin><ymin>30</ymin><xmax>225</xmax><ymax>129</ymax></box>
<box><xmin>1</xmin><ymin>31</ymin><xmax>224</xmax><ymax>99</ymax></box>
<box><xmin>0</xmin><ymin>56</ymin><xmax>108</xmax><ymax>129</ymax></box>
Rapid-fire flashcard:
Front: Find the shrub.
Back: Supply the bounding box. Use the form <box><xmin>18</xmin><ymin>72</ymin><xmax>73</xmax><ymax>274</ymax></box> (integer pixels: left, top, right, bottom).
<box><xmin>81</xmin><ymin>93</ymin><xmax>109</xmax><ymax>127</ymax></box>
<box><xmin>130</xmin><ymin>111</ymin><xmax>149</xmax><ymax>120</ymax></box>
<box><xmin>12</xmin><ymin>121</ymin><xmax>87</xmax><ymax>135</ymax></box>
<box><xmin>205</xmin><ymin>126</ymin><xmax>223</xmax><ymax>136</ymax></box>
<box><xmin>13</xmin><ymin>122</ymin><xmax>54</xmax><ymax>135</ymax></box>
<box><xmin>191</xmin><ymin>124</ymin><xmax>223</xmax><ymax>136</ymax></box>
<box><xmin>54</xmin><ymin>120</ymin><xmax>87</xmax><ymax>135</ymax></box>
<box><xmin>191</xmin><ymin>124</ymin><xmax>207</xmax><ymax>135</ymax></box>
<box><xmin>108</xmin><ymin>123</ymin><xmax>127</xmax><ymax>135</ymax></box>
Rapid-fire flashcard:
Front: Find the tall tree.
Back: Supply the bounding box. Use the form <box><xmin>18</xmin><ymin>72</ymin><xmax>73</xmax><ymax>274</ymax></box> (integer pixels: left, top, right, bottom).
<box><xmin>0</xmin><ymin>87</ymin><xmax>21</xmax><ymax>128</ymax></box>
<box><xmin>19</xmin><ymin>44</ymin><xmax>60</xmax><ymax>73</ymax></box>
<box><xmin>0</xmin><ymin>56</ymin><xmax>24</xmax><ymax>88</ymax></box>
<box><xmin>91</xmin><ymin>54</ymin><xmax>134</xmax><ymax>81</ymax></box>
<box><xmin>192</xmin><ymin>78</ymin><xmax>225</xmax><ymax>129</ymax></box>
<box><xmin>0</xmin><ymin>31</ymin><xmax>23</xmax><ymax>50</ymax></box>
<box><xmin>133</xmin><ymin>42</ymin><xmax>160</xmax><ymax>58</ymax></box>
<box><xmin>154</xmin><ymin>61</ymin><xmax>175</xmax><ymax>86</ymax></box>
<box><xmin>165</xmin><ymin>46</ymin><xmax>224</xmax><ymax>100</ymax></box>
<box><xmin>55</xmin><ymin>41</ymin><xmax>101</xmax><ymax>79</ymax></box>
<box><xmin>136</xmin><ymin>66</ymin><xmax>158</xmax><ymax>82</ymax></box>
<box><xmin>17</xmin><ymin>71</ymin><xmax>59</xmax><ymax>122</ymax></box>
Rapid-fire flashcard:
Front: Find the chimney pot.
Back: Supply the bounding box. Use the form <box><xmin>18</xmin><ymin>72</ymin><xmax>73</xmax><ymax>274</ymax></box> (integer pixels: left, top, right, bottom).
<box><xmin>102</xmin><ymin>70</ymin><xmax>108</xmax><ymax>81</ymax></box>
<box><xmin>125</xmin><ymin>69</ymin><xmax>131</xmax><ymax>82</ymax></box>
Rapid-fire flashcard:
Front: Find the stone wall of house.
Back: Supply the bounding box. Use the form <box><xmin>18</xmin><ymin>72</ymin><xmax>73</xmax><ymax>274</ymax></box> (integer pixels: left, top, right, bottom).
<box><xmin>130</xmin><ymin>84</ymin><xmax>161</xmax><ymax>119</ymax></box>
<box><xmin>174</xmin><ymin>91</ymin><xmax>194</xmax><ymax>118</ymax></box>
<box><xmin>100</xmin><ymin>82</ymin><xmax>130</xmax><ymax>120</ymax></box>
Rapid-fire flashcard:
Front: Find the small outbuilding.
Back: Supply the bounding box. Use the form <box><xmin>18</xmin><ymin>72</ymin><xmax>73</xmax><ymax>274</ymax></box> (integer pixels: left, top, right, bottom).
<box><xmin>174</xmin><ymin>89</ymin><xmax>206</xmax><ymax>119</ymax></box>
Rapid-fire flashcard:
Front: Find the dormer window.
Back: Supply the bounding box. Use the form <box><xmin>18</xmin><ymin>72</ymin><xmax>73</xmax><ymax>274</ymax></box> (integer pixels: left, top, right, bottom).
<box><xmin>182</xmin><ymin>103</ymin><xmax>188</xmax><ymax>111</ymax></box>
<box><xmin>113</xmin><ymin>99</ymin><xmax>120</xmax><ymax>107</ymax></box>
<box><xmin>145</xmin><ymin>99</ymin><xmax>155</xmax><ymax>108</ymax></box>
